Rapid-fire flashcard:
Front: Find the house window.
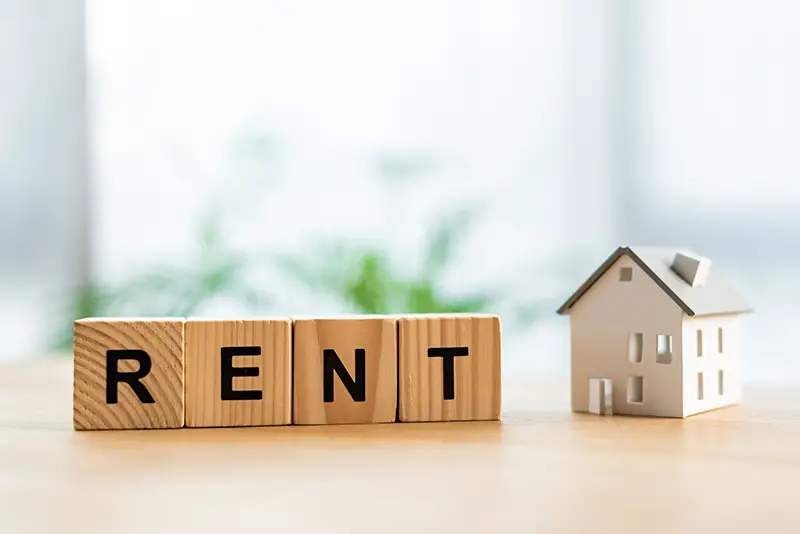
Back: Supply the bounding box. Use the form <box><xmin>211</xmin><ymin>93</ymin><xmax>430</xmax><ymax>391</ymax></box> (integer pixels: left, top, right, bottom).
<box><xmin>628</xmin><ymin>332</ymin><xmax>643</xmax><ymax>363</ymax></box>
<box><xmin>656</xmin><ymin>334</ymin><xmax>672</xmax><ymax>364</ymax></box>
<box><xmin>697</xmin><ymin>372</ymin><xmax>704</xmax><ymax>400</ymax></box>
<box><xmin>627</xmin><ymin>376</ymin><xmax>643</xmax><ymax>403</ymax></box>
<box><xmin>718</xmin><ymin>327</ymin><xmax>724</xmax><ymax>353</ymax></box>
<box><xmin>718</xmin><ymin>370</ymin><xmax>724</xmax><ymax>395</ymax></box>
<box><xmin>620</xmin><ymin>267</ymin><xmax>633</xmax><ymax>281</ymax></box>
<box><xmin>696</xmin><ymin>329</ymin><xmax>703</xmax><ymax>357</ymax></box>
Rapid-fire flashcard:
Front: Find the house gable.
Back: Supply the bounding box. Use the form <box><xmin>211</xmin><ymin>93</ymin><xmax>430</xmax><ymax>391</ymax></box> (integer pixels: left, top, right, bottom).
<box><xmin>565</xmin><ymin>254</ymin><xmax>686</xmax><ymax>320</ymax></box>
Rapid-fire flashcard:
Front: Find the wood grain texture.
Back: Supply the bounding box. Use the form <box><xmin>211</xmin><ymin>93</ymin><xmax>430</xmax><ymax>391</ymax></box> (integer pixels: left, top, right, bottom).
<box><xmin>293</xmin><ymin>316</ymin><xmax>397</xmax><ymax>425</ymax></box>
<box><xmin>399</xmin><ymin>314</ymin><xmax>501</xmax><ymax>422</ymax></box>
<box><xmin>185</xmin><ymin>318</ymin><xmax>292</xmax><ymax>428</ymax></box>
<box><xmin>6</xmin><ymin>358</ymin><xmax>800</xmax><ymax>534</ymax></box>
<box><xmin>73</xmin><ymin>318</ymin><xmax>184</xmax><ymax>430</ymax></box>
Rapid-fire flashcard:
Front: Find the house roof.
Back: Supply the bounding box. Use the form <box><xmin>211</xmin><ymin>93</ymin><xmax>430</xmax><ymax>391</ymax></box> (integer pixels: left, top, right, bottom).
<box><xmin>556</xmin><ymin>246</ymin><xmax>753</xmax><ymax>317</ymax></box>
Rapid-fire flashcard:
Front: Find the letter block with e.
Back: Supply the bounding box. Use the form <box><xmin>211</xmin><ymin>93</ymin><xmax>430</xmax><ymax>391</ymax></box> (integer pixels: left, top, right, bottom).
<box><xmin>399</xmin><ymin>314</ymin><xmax>502</xmax><ymax>422</ymax></box>
<box><xmin>73</xmin><ymin>318</ymin><xmax>185</xmax><ymax>430</ymax></box>
<box><xmin>184</xmin><ymin>318</ymin><xmax>292</xmax><ymax>428</ymax></box>
<box><xmin>293</xmin><ymin>316</ymin><xmax>397</xmax><ymax>425</ymax></box>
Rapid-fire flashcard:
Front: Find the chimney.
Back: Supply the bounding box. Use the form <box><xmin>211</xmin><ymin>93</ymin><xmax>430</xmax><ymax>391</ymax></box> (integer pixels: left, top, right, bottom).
<box><xmin>671</xmin><ymin>251</ymin><xmax>711</xmax><ymax>287</ymax></box>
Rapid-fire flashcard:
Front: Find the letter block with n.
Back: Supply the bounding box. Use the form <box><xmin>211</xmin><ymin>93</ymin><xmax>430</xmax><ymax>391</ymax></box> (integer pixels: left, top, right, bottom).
<box><xmin>293</xmin><ymin>316</ymin><xmax>397</xmax><ymax>425</ymax></box>
<box><xmin>73</xmin><ymin>318</ymin><xmax>185</xmax><ymax>430</ymax></box>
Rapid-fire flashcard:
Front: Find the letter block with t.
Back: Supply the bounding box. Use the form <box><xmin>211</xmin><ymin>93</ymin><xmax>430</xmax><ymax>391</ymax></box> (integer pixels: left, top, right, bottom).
<box><xmin>293</xmin><ymin>316</ymin><xmax>397</xmax><ymax>425</ymax></box>
<box><xmin>184</xmin><ymin>318</ymin><xmax>292</xmax><ymax>428</ymax></box>
<box><xmin>73</xmin><ymin>318</ymin><xmax>185</xmax><ymax>430</ymax></box>
<box><xmin>399</xmin><ymin>314</ymin><xmax>501</xmax><ymax>422</ymax></box>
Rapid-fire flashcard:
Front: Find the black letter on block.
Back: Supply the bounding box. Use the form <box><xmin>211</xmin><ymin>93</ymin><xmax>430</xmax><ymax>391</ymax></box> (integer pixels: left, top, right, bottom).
<box><xmin>106</xmin><ymin>349</ymin><xmax>155</xmax><ymax>404</ymax></box>
<box><xmin>221</xmin><ymin>346</ymin><xmax>263</xmax><ymax>401</ymax></box>
<box><xmin>323</xmin><ymin>349</ymin><xmax>366</xmax><ymax>403</ymax></box>
<box><xmin>428</xmin><ymin>347</ymin><xmax>469</xmax><ymax>400</ymax></box>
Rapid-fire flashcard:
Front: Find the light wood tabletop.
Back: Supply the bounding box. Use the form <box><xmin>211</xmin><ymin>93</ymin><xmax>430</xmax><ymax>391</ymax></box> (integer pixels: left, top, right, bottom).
<box><xmin>2</xmin><ymin>357</ymin><xmax>800</xmax><ymax>534</ymax></box>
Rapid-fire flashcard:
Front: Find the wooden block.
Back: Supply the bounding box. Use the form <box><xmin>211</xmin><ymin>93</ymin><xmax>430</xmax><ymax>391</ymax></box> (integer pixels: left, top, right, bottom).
<box><xmin>73</xmin><ymin>318</ymin><xmax>185</xmax><ymax>430</ymax></box>
<box><xmin>398</xmin><ymin>314</ymin><xmax>501</xmax><ymax>422</ymax></box>
<box><xmin>293</xmin><ymin>316</ymin><xmax>397</xmax><ymax>425</ymax></box>
<box><xmin>185</xmin><ymin>318</ymin><xmax>292</xmax><ymax>428</ymax></box>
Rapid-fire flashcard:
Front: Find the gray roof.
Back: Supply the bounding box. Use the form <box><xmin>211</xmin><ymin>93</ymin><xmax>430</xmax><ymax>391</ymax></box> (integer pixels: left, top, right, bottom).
<box><xmin>556</xmin><ymin>246</ymin><xmax>753</xmax><ymax>317</ymax></box>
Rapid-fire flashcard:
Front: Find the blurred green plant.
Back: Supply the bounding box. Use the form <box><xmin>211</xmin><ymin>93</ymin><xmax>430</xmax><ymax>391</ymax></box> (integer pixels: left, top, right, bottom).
<box><xmin>50</xmin><ymin>210</ymin><xmax>270</xmax><ymax>350</ymax></box>
<box><xmin>275</xmin><ymin>206</ymin><xmax>494</xmax><ymax>315</ymax></box>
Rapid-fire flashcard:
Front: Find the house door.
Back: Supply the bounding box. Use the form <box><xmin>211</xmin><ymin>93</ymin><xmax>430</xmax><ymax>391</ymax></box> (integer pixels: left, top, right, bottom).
<box><xmin>588</xmin><ymin>378</ymin><xmax>613</xmax><ymax>415</ymax></box>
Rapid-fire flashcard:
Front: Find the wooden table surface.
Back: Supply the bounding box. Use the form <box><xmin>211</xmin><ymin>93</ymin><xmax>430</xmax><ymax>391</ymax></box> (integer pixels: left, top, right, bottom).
<box><xmin>2</xmin><ymin>357</ymin><xmax>800</xmax><ymax>534</ymax></box>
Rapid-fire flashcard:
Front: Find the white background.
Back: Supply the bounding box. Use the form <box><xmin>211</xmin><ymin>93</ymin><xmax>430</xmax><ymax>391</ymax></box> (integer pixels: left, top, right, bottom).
<box><xmin>2</xmin><ymin>0</ymin><xmax>800</xmax><ymax>383</ymax></box>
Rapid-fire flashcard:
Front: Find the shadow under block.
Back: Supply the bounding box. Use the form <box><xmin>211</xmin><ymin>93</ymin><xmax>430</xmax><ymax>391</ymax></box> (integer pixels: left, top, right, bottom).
<box><xmin>73</xmin><ymin>318</ymin><xmax>185</xmax><ymax>430</ymax></box>
<box><xmin>185</xmin><ymin>318</ymin><xmax>292</xmax><ymax>428</ymax></box>
<box><xmin>399</xmin><ymin>314</ymin><xmax>502</xmax><ymax>422</ymax></box>
<box><xmin>293</xmin><ymin>317</ymin><xmax>398</xmax><ymax>425</ymax></box>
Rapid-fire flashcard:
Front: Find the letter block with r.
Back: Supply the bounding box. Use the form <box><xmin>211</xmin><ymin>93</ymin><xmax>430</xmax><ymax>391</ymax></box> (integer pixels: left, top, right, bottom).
<box><xmin>73</xmin><ymin>318</ymin><xmax>185</xmax><ymax>430</ymax></box>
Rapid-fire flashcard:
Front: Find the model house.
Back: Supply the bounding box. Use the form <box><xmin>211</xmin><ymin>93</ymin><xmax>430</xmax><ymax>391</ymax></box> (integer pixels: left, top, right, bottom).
<box><xmin>557</xmin><ymin>246</ymin><xmax>752</xmax><ymax>418</ymax></box>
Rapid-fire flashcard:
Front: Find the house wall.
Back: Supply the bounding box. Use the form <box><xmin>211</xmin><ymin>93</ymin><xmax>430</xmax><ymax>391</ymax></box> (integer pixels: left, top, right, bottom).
<box><xmin>569</xmin><ymin>255</ymin><xmax>685</xmax><ymax>417</ymax></box>
<box><xmin>681</xmin><ymin>314</ymin><xmax>742</xmax><ymax>417</ymax></box>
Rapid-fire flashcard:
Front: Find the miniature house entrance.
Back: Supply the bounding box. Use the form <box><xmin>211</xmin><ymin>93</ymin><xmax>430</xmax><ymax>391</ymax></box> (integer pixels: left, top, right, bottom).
<box><xmin>588</xmin><ymin>378</ymin><xmax>613</xmax><ymax>415</ymax></box>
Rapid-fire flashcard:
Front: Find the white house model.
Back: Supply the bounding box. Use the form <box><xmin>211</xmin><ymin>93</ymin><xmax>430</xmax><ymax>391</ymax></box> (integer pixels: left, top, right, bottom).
<box><xmin>557</xmin><ymin>246</ymin><xmax>753</xmax><ymax>418</ymax></box>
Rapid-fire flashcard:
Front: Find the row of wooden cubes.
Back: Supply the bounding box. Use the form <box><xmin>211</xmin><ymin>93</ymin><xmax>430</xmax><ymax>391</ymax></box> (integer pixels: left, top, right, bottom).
<box><xmin>73</xmin><ymin>314</ymin><xmax>501</xmax><ymax>430</ymax></box>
